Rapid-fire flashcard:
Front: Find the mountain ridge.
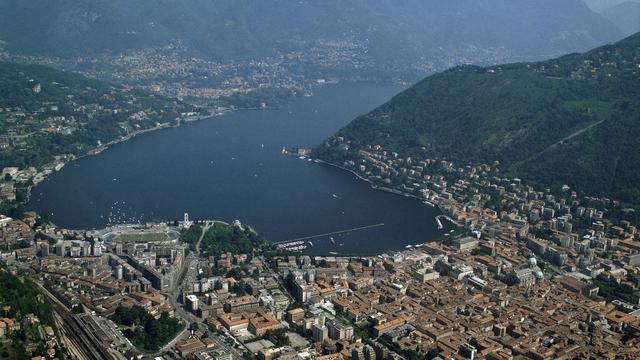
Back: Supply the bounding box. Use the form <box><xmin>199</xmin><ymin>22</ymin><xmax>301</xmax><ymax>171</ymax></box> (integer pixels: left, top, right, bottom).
<box><xmin>0</xmin><ymin>0</ymin><xmax>624</xmax><ymax>70</ymax></box>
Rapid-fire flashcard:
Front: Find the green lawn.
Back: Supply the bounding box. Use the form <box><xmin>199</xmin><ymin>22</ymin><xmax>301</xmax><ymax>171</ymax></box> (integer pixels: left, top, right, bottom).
<box><xmin>116</xmin><ymin>232</ymin><xmax>169</xmax><ymax>243</ymax></box>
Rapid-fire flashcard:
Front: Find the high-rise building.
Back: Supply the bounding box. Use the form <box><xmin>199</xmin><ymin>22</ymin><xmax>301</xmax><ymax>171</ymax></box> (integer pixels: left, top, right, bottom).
<box><xmin>186</xmin><ymin>294</ymin><xmax>199</xmax><ymax>312</ymax></box>
<box><xmin>312</xmin><ymin>317</ymin><xmax>328</xmax><ymax>342</ymax></box>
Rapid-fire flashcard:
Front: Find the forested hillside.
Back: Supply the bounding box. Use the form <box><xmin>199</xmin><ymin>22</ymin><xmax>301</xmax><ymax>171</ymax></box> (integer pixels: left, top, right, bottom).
<box><xmin>315</xmin><ymin>33</ymin><xmax>640</xmax><ymax>206</ymax></box>
<box><xmin>0</xmin><ymin>61</ymin><xmax>189</xmax><ymax>169</ymax></box>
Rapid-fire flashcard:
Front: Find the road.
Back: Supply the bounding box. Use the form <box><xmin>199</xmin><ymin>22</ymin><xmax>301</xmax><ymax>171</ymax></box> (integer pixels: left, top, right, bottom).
<box><xmin>514</xmin><ymin>119</ymin><xmax>606</xmax><ymax>167</ymax></box>
<box><xmin>156</xmin><ymin>221</ymin><xmax>253</xmax><ymax>357</ymax></box>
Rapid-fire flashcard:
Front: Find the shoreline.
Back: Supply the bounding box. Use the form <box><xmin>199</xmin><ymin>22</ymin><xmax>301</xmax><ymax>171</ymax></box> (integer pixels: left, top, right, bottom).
<box><xmin>22</xmin><ymin>83</ymin><xmax>450</xmax><ymax>244</ymax></box>
<box><xmin>313</xmin><ymin>158</ymin><xmax>449</xmax><ymax>214</ymax></box>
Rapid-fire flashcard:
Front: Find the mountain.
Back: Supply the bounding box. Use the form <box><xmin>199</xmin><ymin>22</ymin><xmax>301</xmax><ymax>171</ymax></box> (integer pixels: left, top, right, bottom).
<box><xmin>583</xmin><ymin>0</ymin><xmax>640</xmax><ymax>12</ymax></box>
<box><xmin>315</xmin><ymin>33</ymin><xmax>640</xmax><ymax>206</ymax></box>
<box><xmin>0</xmin><ymin>0</ymin><xmax>624</xmax><ymax>69</ymax></box>
<box><xmin>600</xmin><ymin>2</ymin><xmax>640</xmax><ymax>35</ymax></box>
<box><xmin>0</xmin><ymin>61</ymin><xmax>190</xmax><ymax>169</ymax></box>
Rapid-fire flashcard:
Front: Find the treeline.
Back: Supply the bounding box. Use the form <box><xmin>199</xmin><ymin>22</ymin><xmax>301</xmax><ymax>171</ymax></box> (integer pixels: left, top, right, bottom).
<box><xmin>200</xmin><ymin>223</ymin><xmax>268</xmax><ymax>257</ymax></box>
<box><xmin>0</xmin><ymin>267</ymin><xmax>54</xmax><ymax>327</ymax></box>
<box><xmin>110</xmin><ymin>305</ymin><xmax>182</xmax><ymax>352</ymax></box>
<box><xmin>179</xmin><ymin>224</ymin><xmax>203</xmax><ymax>250</ymax></box>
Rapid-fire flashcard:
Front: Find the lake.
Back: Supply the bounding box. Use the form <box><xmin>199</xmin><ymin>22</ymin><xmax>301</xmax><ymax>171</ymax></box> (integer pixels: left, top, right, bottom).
<box><xmin>29</xmin><ymin>83</ymin><xmax>451</xmax><ymax>255</ymax></box>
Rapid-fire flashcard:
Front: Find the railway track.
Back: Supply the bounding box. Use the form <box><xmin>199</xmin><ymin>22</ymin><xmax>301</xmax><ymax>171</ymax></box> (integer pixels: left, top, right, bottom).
<box><xmin>38</xmin><ymin>282</ymin><xmax>113</xmax><ymax>360</ymax></box>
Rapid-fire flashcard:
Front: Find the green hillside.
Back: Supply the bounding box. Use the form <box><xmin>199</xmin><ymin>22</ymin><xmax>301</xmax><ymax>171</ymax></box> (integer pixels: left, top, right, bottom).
<box><xmin>315</xmin><ymin>33</ymin><xmax>640</xmax><ymax>206</ymax></box>
<box><xmin>0</xmin><ymin>61</ymin><xmax>191</xmax><ymax>169</ymax></box>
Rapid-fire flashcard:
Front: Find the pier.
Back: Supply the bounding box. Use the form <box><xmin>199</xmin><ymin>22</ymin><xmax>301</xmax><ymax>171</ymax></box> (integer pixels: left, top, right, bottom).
<box><xmin>436</xmin><ymin>215</ymin><xmax>460</xmax><ymax>230</ymax></box>
<box><xmin>275</xmin><ymin>223</ymin><xmax>385</xmax><ymax>244</ymax></box>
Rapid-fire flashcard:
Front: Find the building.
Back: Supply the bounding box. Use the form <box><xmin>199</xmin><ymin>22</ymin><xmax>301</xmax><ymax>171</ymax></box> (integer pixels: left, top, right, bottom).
<box><xmin>248</xmin><ymin>312</ymin><xmax>281</xmax><ymax>336</ymax></box>
<box><xmin>507</xmin><ymin>268</ymin><xmax>536</xmax><ymax>287</ymax></box>
<box><xmin>327</xmin><ymin>319</ymin><xmax>354</xmax><ymax>341</ymax></box>
<box><xmin>176</xmin><ymin>337</ymin><xmax>206</xmax><ymax>357</ymax></box>
<box><xmin>218</xmin><ymin>313</ymin><xmax>250</xmax><ymax>335</ymax></box>
<box><xmin>186</xmin><ymin>294</ymin><xmax>199</xmax><ymax>312</ymax></box>
<box><xmin>286</xmin><ymin>308</ymin><xmax>305</xmax><ymax>325</ymax></box>
<box><xmin>224</xmin><ymin>295</ymin><xmax>260</xmax><ymax>313</ymax></box>
<box><xmin>312</xmin><ymin>318</ymin><xmax>328</xmax><ymax>342</ymax></box>
<box><xmin>453</xmin><ymin>237</ymin><xmax>479</xmax><ymax>251</ymax></box>
<box><xmin>459</xmin><ymin>343</ymin><xmax>478</xmax><ymax>359</ymax></box>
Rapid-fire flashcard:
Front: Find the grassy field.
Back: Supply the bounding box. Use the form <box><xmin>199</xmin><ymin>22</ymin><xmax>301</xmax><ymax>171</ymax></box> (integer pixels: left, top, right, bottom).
<box><xmin>116</xmin><ymin>232</ymin><xmax>169</xmax><ymax>243</ymax></box>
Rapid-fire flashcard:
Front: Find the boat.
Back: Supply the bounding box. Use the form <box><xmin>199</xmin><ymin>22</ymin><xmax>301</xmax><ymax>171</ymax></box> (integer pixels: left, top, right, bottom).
<box><xmin>422</xmin><ymin>200</ymin><xmax>435</xmax><ymax>207</ymax></box>
<box><xmin>329</xmin><ymin>251</ymin><xmax>338</xmax><ymax>255</ymax></box>
<box><xmin>330</xmin><ymin>237</ymin><xmax>336</xmax><ymax>245</ymax></box>
<box><xmin>298</xmin><ymin>156</ymin><xmax>305</xmax><ymax>160</ymax></box>
<box><xmin>405</xmin><ymin>245</ymin><xmax>413</xmax><ymax>249</ymax></box>
<box><xmin>307</xmin><ymin>241</ymin><xmax>314</xmax><ymax>247</ymax></box>
<box><xmin>332</xmin><ymin>194</ymin><xmax>340</xmax><ymax>199</ymax></box>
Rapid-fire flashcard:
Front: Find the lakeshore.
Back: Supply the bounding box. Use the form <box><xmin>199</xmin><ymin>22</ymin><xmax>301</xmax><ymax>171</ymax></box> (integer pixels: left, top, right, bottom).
<box><xmin>29</xmin><ymin>83</ymin><xmax>451</xmax><ymax>255</ymax></box>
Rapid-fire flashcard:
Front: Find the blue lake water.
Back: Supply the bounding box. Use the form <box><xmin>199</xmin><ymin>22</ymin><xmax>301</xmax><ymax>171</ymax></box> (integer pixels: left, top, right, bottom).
<box><xmin>29</xmin><ymin>83</ymin><xmax>450</xmax><ymax>255</ymax></box>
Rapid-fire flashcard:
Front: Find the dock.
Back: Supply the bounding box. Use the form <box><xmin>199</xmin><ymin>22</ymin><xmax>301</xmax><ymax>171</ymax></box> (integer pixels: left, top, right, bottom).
<box><xmin>275</xmin><ymin>223</ymin><xmax>385</xmax><ymax>245</ymax></box>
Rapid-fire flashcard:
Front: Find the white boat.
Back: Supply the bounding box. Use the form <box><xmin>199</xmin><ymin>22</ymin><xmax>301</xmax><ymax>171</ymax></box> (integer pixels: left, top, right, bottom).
<box><xmin>308</xmin><ymin>241</ymin><xmax>314</xmax><ymax>247</ymax></box>
<box><xmin>330</xmin><ymin>237</ymin><xmax>336</xmax><ymax>245</ymax></box>
<box><xmin>422</xmin><ymin>200</ymin><xmax>435</xmax><ymax>207</ymax></box>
